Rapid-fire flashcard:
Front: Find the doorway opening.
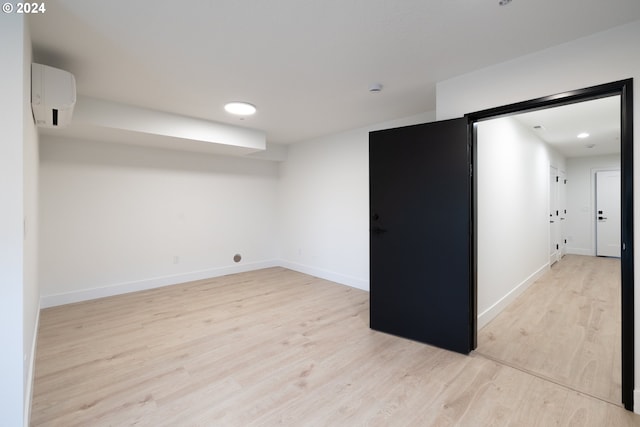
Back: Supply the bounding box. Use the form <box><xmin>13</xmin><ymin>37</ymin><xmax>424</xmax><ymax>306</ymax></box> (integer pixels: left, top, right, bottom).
<box><xmin>467</xmin><ymin>79</ymin><xmax>633</xmax><ymax>410</ymax></box>
<box><xmin>474</xmin><ymin>95</ymin><xmax>622</xmax><ymax>404</ymax></box>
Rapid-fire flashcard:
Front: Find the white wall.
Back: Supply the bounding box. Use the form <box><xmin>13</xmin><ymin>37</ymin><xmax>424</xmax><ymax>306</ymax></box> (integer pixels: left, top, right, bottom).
<box><xmin>0</xmin><ymin>13</ymin><xmax>39</xmax><ymax>427</ymax></box>
<box><xmin>39</xmin><ymin>137</ymin><xmax>279</xmax><ymax>306</ymax></box>
<box><xmin>565</xmin><ymin>154</ymin><xmax>621</xmax><ymax>255</ymax></box>
<box><xmin>437</xmin><ymin>21</ymin><xmax>640</xmax><ymax>122</ymax></box>
<box><xmin>22</xmin><ymin>18</ymin><xmax>40</xmax><ymax>427</ymax></box>
<box><xmin>39</xmin><ymin>109</ymin><xmax>435</xmax><ymax>304</ymax></box>
<box><xmin>277</xmin><ymin>111</ymin><xmax>435</xmax><ymax>290</ymax></box>
<box><xmin>0</xmin><ymin>14</ymin><xmax>25</xmax><ymax>427</ymax></box>
<box><xmin>436</xmin><ymin>19</ymin><xmax>640</xmax><ymax>411</ymax></box>
<box><xmin>477</xmin><ymin>117</ymin><xmax>565</xmax><ymax>328</ymax></box>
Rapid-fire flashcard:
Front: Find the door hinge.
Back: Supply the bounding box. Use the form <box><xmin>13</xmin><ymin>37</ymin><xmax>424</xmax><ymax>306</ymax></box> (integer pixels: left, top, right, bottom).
<box><xmin>556</xmin><ymin>176</ymin><xmax>559</xmax><ymax>182</ymax></box>
<box><xmin>564</xmin><ymin>239</ymin><xmax>567</xmax><ymax>244</ymax></box>
<box><xmin>556</xmin><ymin>244</ymin><xmax>559</xmax><ymax>250</ymax></box>
<box><xmin>564</xmin><ymin>179</ymin><xmax>567</xmax><ymax>184</ymax></box>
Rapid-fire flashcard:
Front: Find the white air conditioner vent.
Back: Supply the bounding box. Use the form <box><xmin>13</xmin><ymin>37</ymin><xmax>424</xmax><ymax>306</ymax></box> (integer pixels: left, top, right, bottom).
<box><xmin>31</xmin><ymin>63</ymin><xmax>76</xmax><ymax>128</ymax></box>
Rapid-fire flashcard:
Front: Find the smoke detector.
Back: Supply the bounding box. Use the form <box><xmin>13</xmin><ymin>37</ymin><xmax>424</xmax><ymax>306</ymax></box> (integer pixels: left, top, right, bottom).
<box><xmin>369</xmin><ymin>83</ymin><xmax>383</xmax><ymax>93</ymax></box>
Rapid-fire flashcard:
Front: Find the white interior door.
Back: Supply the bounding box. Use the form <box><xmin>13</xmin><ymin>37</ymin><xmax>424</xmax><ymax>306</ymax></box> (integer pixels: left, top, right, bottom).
<box><xmin>549</xmin><ymin>166</ymin><xmax>560</xmax><ymax>265</ymax></box>
<box><xmin>596</xmin><ymin>170</ymin><xmax>621</xmax><ymax>257</ymax></box>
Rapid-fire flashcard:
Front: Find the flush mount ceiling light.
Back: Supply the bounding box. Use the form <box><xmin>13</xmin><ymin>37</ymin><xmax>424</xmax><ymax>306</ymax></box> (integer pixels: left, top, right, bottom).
<box><xmin>577</xmin><ymin>132</ymin><xmax>590</xmax><ymax>139</ymax></box>
<box><xmin>224</xmin><ymin>102</ymin><xmax>257</xmax><ymax>116</ymax></box>
<box><xmin>498</xmin><ymin>0</ymin><xmax>512</xmax><ymax>5</ymax></box>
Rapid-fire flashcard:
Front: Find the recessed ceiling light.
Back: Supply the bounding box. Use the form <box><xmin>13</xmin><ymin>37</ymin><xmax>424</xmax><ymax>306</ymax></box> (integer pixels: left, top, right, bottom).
<box><xmin>498</xmin><ymin>0</ymin><xmax>512</xmax><ymax>5</ymax></box>
<box><xmin>577</xmin><ymin>132</ymin><xmax>590</xmax><ymax>139</ymax></box>
<box><xmin>224</xmin><ymin>102</ymin><xmax>257</xmax><ymax>116</ymax></box>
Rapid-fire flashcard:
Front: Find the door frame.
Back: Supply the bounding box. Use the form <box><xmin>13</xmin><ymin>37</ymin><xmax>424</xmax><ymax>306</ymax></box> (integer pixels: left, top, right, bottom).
<box><xmin>466</xmin><ymin>79</ymin><xmax>634</xmax><ymax>410</ymax></box>
<box><xmin>550</xmin><ymin>165</ymin><xmax>561</xmax><ymax>265</ymax></box>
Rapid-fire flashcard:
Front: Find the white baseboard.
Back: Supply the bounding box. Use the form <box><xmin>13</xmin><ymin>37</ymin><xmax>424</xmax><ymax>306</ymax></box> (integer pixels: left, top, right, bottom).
<box><xmin>40</xmin><ymin>260</ymin><xmax>280</xmax><ymax>308</ymax></box>
<box><xmin>634</xmin><ymin>390</ymin><xmax>640</xmax><ymax>414</ymax></box>
<box><xmin>277</xmin><ymin>260</ymin><xmax>369</xmax><ymax>291</ymax></box>
<box><xmin>477</xmin><ymin>263</ymin><xmax>549</xmax><ymax>330</ymax></box>
<box><xmin>565</xmin><ymin>247</ymin><xmax>594</xmax><ymax>256</ymax></box>
<box><xmin>24</xmin><ymin>302</ymin><xmax>40</xmax><ymax>427</ymax></box>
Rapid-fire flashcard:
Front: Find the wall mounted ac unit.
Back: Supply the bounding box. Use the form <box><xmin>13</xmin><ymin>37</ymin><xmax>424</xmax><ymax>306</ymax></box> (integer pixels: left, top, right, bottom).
<box><xmin>31</xmin><ymin>63</ymin><xmax>76</xmax><ymax>128</ymax></box>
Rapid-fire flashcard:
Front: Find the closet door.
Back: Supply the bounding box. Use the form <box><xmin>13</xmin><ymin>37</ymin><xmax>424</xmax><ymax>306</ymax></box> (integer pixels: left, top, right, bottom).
<box><xmin>369</xmin><ymin>118</ymin><xmax>473</xmax><ymax>354</ymax></box>
<box><xmin>549</xmin><ymin>166</ymin><xmax>560</xmax><ymax>265</ymax></box>
<box><xmin>596</xmin><ymin>170</ymin><xmax>621</xmax><ymax>257</ymax></box>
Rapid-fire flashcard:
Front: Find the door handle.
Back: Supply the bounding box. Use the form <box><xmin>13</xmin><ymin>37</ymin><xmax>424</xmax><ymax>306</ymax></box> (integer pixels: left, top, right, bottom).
<box><xmin>371</xmin><ymin>226</ymin><xmax>387</xmax><ymax>235</ymax></box>
<box><xmin>598</xmin><ymin>216</ymin><xmax>607</xmax><ymax>220</ymax></box>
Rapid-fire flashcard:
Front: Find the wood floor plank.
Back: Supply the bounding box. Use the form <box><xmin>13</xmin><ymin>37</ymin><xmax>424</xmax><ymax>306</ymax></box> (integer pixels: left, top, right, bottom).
<box><xmin>31</xmin><ymin>266</ymin><xmax>639</xmax><ymax>426</ymax></box>
<box><xmin>477</xmin><ymin>254</ymin><xmax>623</xmax><ymax>405</ymax></box>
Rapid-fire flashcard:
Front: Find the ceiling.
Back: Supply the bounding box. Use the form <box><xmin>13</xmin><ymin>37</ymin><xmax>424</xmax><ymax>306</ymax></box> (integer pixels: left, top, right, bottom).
<box><xmin>512</xmin><ymin>96</ymin><xmax>621</xmax><ymax>158</ymax></box>
<box><xmin>29</xmin><ymin>1</ymin><xmax>640</xmax><ymax>146</ymax></box>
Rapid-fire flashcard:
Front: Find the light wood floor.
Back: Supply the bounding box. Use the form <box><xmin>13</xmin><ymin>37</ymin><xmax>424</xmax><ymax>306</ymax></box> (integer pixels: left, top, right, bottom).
<box><xmin>477</xmin><ymin>255</ymin><xmax>622</xmax><ymax>405</ymax></box>
<box><xmin>31</xmin><ymin>267</ymin><xmax>640</xmax><ymax>426</ymax></box>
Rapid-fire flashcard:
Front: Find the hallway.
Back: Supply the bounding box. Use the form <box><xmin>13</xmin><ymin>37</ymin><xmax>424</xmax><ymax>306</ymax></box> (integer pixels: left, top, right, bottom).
<box><xmin>477</xmin><ymin>255</ymin><xmax>621</xmax><ymax>404</ymax></box>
